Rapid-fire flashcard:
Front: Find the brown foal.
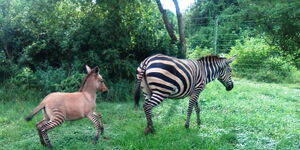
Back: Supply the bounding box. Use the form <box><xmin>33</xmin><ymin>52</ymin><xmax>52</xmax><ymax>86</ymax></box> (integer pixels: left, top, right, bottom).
<box><xmin>25</xmin><ymin>65</ymin><xmax>108</xmax><ymax>147</ymax></box>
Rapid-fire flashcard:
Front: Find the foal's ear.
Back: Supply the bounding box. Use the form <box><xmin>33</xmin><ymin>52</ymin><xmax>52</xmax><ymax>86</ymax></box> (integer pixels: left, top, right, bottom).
<box><xmin>226</xmin><ymin>55</ymin><xmax>236</xmax><ymax>64</ymax></box>
<box><xmin>86</xmin><ymin>65</ymin><xmax>92</xmax><ymax>74</ymax></box>
<box><xmin>94</xmin><ymin>66</ymin><xmax>99</xmax><ymax>74</ymax></box>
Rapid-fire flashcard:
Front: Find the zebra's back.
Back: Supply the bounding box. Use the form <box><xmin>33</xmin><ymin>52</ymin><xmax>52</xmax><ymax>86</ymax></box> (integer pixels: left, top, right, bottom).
<box><xmin>138</xmin><ymin>54</ymin><xmax>205</xmax><ymax>99</ymax></box>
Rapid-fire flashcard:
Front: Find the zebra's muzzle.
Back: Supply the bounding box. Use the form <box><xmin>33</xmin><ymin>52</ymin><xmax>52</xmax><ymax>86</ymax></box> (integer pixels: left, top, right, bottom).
<box><xmin>226</xmin><ymin>84</ymin><xmax>234</xmax><ymax>91</ymax></box>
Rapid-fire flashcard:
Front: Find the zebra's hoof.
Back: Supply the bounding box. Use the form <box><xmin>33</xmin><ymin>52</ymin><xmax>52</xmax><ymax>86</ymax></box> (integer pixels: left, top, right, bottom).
<box><xmin>45</xmin><ymin>144</ymin><xmax>53</xmax><ymax>148</ymax></box>
<box><xmin>92</xmin><ymin>140</ymin><xmax>98</xmax><ymax>145</ymax></box>
<box><xmin>92</xmin><ymin>136</ymin><xmax>99</xmax><ymax>144</ymax></box>
<box><xmin>197</xmin><ymin>120</ymin><xmax>201</xmax><ymax>126</ymax></box>
<box><xmin>101</xmin><ymin>127</ymin><xmax>104</xmax><ymax>135</ymax></box>
<box><xmin>185</xmin><ymin>124</ymin><xmax>190</xmax><ymax>129</ymax></box>
<box><xmin>144</xmin><ymin>127</ymin><xmax>155</xmax><ymax>135</ymax></box>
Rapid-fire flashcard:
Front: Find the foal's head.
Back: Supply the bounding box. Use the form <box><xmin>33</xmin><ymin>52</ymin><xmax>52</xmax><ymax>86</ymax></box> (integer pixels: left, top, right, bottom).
<box><xmin>80</xmin><ymin>65</ymin><xmax>108</xmax><ymax>92</ymax></box>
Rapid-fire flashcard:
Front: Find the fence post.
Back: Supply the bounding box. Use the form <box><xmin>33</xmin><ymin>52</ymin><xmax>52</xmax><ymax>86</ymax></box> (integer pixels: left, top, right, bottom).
<box><xmin>213</xmin><ymin>16</ymin><xmax>219</xmax><ymax>54</ymax></box>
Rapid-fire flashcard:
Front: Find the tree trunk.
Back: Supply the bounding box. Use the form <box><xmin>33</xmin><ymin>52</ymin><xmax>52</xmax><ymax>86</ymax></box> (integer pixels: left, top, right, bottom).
<box><xmin>155</xmin><ymin>0</ymin><xmax>177</xmax><ymax>43</ymax></box>
<box><xmin>173</xmin><ymin>0</ymin><xmax>186</xmax><ymax>58</ymax></box>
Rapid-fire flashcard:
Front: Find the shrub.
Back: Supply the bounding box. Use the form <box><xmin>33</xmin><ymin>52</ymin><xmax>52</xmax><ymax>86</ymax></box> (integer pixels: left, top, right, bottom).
<box><xmin>8</xmin><ymin>67</ymin><xmax>37</xmax><ymax>89</ymax></box>
<box><xmin>229</xmin><ymin>37</ymin><xmax>300</xmax><ymax>84</ymax></box>
<box><xmin>35</xmin><ymin>66</ymin><xmax>67</xmax><ymax>94</ymax></box>
<box><xmin>187</xmin><ymin>46</ymin><xmax>214</xmax><ymax>59</ymax></box>
<box><xmin>54</xmin><ymin>72</ymin><xmax>84</xmax><ymax>92</ymax></box>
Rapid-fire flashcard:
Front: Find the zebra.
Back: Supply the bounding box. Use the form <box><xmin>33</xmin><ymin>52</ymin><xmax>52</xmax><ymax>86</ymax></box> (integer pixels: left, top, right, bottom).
<box><xmin>134</xmin><ymin>54</ymin><xmax>235</xmax><ymax>134</ymax></box>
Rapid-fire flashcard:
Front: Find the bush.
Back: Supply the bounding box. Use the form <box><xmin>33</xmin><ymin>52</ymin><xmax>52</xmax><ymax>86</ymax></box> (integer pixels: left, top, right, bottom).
<box><xmin>54</xmin><ymin>72</ymin><xmax>84</xmax><ymax>92</ymax></box>
<box><xmin>98</xmin><ymin>80</ymin><xmax>134</xmax><ymax>102</ymax></box>
<box><xmin>187</xmin><ymin>46</ymin><xmax>214</xmax><ymax>59</ymax></box>
<box><xmin>8</xmin><ymin>67</ymin><xmax>37</xmax><ymax>89</ymax></box>
<box><xmin>230</xmin><ymin>37</ymin><xmax>300</xmax><ymax>83</ymax></box>
<box><xmin>34</xmin><ymin>66</ymin><xmax>67</xmax><ymax>94</ymax></box>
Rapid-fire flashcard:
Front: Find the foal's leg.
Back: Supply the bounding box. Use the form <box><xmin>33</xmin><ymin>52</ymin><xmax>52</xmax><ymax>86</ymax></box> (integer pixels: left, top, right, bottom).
<box><xmin>185</xmin><ymin>91</ymin><xmax>200</xmax><ymax>128</ymax></box>
<box><xmin>38</xmin><ymin>118</ymin><xmax>64</xmax><ymax>147</ymax></box>
<box><xmin>36</xmin><ymin>120</ymin><xmax>48</xmax><ymax>146</ymax></box>
<box><xmin>87</xmin><ymin>112</ymin><xmax>103</xmax><ymax>144</ymax></box>
<box><xmin>143</xmin><ymin>93</ymin><xmax>165</xmax><ymax>134</ymax></box>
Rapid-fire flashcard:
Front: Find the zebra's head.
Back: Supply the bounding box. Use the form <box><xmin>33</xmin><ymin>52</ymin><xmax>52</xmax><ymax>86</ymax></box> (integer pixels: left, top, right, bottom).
<box><xmin>217</xmin><ymin>57</ymin><xmax>235</xmax><ymax>91</ymax></box>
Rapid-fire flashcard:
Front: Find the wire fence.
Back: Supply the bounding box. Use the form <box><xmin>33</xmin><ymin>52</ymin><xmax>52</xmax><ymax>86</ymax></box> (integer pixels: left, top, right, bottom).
<box><xmin>185</xmin><ymin>13</ymin><xmax>300</xmax><ymax>84</ymax></box>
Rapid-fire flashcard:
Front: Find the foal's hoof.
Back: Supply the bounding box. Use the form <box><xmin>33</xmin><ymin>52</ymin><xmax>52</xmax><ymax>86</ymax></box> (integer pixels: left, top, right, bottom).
<box><xmin>144</xmin><ymin>127</ymin><xmax>155</xmax><ymax>135</ymax></box>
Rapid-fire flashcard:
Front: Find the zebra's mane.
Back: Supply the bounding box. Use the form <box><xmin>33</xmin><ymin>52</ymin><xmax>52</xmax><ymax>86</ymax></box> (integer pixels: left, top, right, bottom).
<box><xmin>197</xmin><ymin>55</ymin><xmax>226</xmax><ymax>61</ymax></box>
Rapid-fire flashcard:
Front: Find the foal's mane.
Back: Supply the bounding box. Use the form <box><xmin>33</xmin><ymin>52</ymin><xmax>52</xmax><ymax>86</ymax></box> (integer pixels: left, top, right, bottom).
<box><xmin>79</xmin><ymin>70</ymin><xmax>95</xmax><ymax>92</ymax></box>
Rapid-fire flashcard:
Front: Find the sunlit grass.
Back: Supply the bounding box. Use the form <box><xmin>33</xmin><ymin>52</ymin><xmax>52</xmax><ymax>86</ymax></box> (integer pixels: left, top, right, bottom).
<box><xmin>0</xmin><ymin>79</ymin><xmax>299</xmax><ymax>149</ymax></box>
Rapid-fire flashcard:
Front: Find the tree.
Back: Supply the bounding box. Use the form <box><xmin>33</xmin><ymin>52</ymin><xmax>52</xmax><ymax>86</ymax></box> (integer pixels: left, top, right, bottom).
<box><xmin>155</xmin><ymin>0</ymin><xmax>177</xmax><ymax>43</ymax></box>
<box><xmin>173</xmin><ymin>0</ymin><xmax>186</xmax><ymax>58</ymax></box>
<box><xmin>155</xmin><ymin>0</ymin><xmax>187</xmax><ymax>58</ymax></box>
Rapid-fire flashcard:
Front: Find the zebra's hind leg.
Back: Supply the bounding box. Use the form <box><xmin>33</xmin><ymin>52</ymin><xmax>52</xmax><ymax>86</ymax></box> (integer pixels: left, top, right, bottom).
<box><xmin>87</xmin><ymin>112</ymin><xmax>104</xmax><ymax>144</ymax></box>
<box><xmin>38</xmin><ymin>118</ymin><xmax>64</xmax><ymax>148</ymax></box>
<box><xmin>143</xmin><ymin>94</ymin><xmax>164</xmax><ymax>134</ymax></box>
<box><xmin>35</xmin><ymin>120</ymin><xmax>48</xmax><ymax>146</ymax></box>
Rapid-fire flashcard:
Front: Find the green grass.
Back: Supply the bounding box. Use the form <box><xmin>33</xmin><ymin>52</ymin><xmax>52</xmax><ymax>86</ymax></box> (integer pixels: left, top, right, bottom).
<box><xmin>0</xmin><ymin>79</ymin><xmax>299</xmax><ymax>150</ymax></box>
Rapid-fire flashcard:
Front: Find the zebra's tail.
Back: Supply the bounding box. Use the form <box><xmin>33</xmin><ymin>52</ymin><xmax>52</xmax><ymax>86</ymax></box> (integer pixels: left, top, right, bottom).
<box><xmin>25</xmin><ymin>102</ymin><xmax>45</xmax><ymax>121</ymax></box>
<box><xmin>134</xmin><ymin>80</ymin><xmax>141</xmax><ymax>108</ymax></box>
<box><xmin>134</xmin><ymin>59</ymin><xmax>148</xmax><ymax>108</ymax></box>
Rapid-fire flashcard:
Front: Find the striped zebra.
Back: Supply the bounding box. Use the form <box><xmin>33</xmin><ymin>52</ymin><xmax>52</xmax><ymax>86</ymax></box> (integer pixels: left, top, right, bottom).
<box><xmin>134</xmin><ymin>54</ymin><xmax>235</xmax><ymax>134</ymax></box>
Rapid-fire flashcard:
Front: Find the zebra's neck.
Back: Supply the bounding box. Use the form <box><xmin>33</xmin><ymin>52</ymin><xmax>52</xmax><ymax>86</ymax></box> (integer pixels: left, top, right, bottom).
<box><xmin>200</xmin><ymin>59</ymin><xmax>224</xmax><ymax>84</ymax></box>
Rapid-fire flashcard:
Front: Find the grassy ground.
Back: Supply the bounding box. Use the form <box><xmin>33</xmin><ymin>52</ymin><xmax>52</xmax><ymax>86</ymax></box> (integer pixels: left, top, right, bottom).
<box><xmin>0</xmin><ymin>79</ymin><xmax>299</xmax><ymax>150</ymax></box>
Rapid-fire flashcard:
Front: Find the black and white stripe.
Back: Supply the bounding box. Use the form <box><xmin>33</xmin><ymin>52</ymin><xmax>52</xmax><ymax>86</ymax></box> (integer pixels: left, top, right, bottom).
<box><xmin>134</xmin><ymin>54</ymin><xmax>235</xmax><ymax>133</ymax></box>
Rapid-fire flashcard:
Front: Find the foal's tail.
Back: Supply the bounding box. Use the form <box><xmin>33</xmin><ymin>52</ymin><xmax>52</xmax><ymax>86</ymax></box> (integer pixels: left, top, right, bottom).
<box><xmin>25</xmin><ymin>102</ymin><xmax>45</xmax><ymax>121</ymax></box>
<box><xmin>134</xmin><ymin>58</ymin><xmax>148</xmax><ymax>108</ymax></box>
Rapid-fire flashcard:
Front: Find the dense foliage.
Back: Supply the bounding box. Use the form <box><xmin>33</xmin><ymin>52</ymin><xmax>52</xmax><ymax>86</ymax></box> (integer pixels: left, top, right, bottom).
<box><xmin>0</xmin><ymin>0</ymin><xmax>178</xmax><ymax>95</ymax></box>
<box><xmin>0</xmin><ymin>0</ymin><xmax>299</xmax><ymax>97</ymax></box>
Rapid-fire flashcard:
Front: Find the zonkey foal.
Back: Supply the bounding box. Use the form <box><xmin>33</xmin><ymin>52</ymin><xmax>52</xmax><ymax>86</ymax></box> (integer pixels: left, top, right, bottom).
<box><xmin>25</xmin><ymin>65</ymin><xmax>108</xmax><ymax>147</ymax></box>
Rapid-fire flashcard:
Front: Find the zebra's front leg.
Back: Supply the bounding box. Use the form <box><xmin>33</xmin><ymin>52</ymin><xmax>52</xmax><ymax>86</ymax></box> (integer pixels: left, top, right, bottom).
<box><xmin>185</xmin><ymin>99</ymin><xmax>195</xmax><ymax>128</ymax></box>
<box><xmin>195</xmin><ymin>101</ymin><xmax>201</xmax><ymax>126</ymax></box>
<box><xmin>87</xmin><ymin>112</ymin><xmax>103</xmax><ymax>144</ymax></box>
<box><xmin>185</xmin><ymin>91</ymin><xmax>200</xmax><ymax>128</ymax></box>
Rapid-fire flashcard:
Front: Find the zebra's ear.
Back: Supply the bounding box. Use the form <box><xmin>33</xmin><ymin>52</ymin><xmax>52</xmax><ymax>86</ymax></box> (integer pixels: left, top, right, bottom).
<box><xmin>94</xmin><ymin>66</ymin><xmax>99</xmax><ymax>74</ymax></box>
<box><xmin>226</xmin><ymin>56</ymin><xmax>236</xmax><ymax>64</ymax></box>
<box><xmin>86</xmin><ymin>65</ymin><xmax>92</xmax><ymax>74</ymax></box>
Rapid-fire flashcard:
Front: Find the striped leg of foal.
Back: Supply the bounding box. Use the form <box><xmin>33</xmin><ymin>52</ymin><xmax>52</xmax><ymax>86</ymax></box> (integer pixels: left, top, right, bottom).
<box><xmin>185</xmin><ymin>92</ymin><xmax>200</xmax><ymax>128</ymax></box>
<box><xmin>39</xmin><ymin>118</ymin><xmax>64</xmax><ymax>147</ymax></box>
<box><xmin>143</xmin><ymin>93</ymin><xmax>165</xmax><ymax>134</ymax></box>
<box><xmin>87</xmin><ymin>112</ymin><xmax>103</xmax><ymax>144</ymax></box>
<box><xmin>35</xmin><ymin>120</ymin><xmax>48</xmax><ymax>146</ymax></box>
